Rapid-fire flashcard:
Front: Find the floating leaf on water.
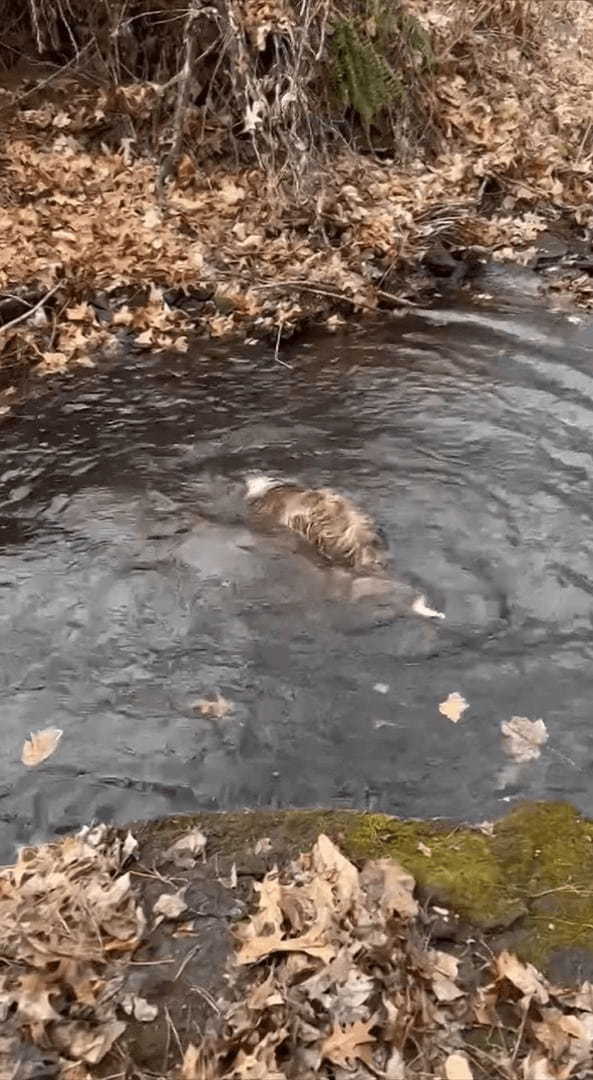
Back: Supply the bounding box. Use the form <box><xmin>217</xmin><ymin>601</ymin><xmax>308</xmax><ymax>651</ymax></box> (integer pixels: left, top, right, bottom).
<box><xmin>373</xmin><ymin>682</ymin><xmax>389</xmax><ymax>694</ymax></box>
<box><xmin>438</xmin><ymin>692</ymin><xmax>468</xmax><ymax>723</ymax></box>
<box><xmin>501</xmin><ymin>716</ymin><xmax>548</xmax><ymax>762</ymax></box>
<box><xmin>21</xmin><ymin>727</ymin><xmax>63</xmax><ymax>767</ymax></box>
<box><xmin>195</xmin><ymin>694</ymin><xmax>234</xmax><ymax>719</ymax></box>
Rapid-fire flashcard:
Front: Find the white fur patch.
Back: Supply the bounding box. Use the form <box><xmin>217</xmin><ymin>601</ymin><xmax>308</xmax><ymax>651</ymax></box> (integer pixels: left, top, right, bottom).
<box><xmin>412</xmin><ymin>594</ymin><xmax>446</xmax><ymax>620</ymax></box>
<box><xmin>244</xmin><ymin>474</ymin><xmax>281</xmax><ymax>500</ymax></box>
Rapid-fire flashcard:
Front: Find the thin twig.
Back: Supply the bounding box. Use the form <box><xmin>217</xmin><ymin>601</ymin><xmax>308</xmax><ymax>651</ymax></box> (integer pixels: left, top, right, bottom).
<box><xmin>377</xmin><ymin>288</ymin><xmax>422</xmax><ymax>309</ymax></box>
<box><xmin>510</xmin><ymin>998</ymin><xmax>530</xmax><ymax>1067</ymax></box>
<box><xmin>254</xmin><ymin>279</ymin><xmax>375</xmax><ymax>310</ymax></box>
<box><xmin>0</xmin><ymin>282</ymin><xmax>62</xmax><ymax>334</ymax></box>
<box><xmin>190</xmin><ymin>985</ymin><xmax>221</xmax><ymax>1014</ymax></box>
<box><xmin>174</xmin><ymin>940</ymin><xmax>202</xmax><ymax>981</ymax></box>
<box><xmin>255</xmin><ymin>279</ymin><xmax>420</xmax><ymax>311</ymax></box>
<box><xmin>273</xmin><ymin>321</ymin><xmax>293</xmax><ymax>369</ymax></box>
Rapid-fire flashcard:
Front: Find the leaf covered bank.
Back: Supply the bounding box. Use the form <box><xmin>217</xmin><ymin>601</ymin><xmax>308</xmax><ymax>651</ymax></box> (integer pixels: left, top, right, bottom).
<box><xmin>0</xmin><ymin>0</ymin><xmax>592</xmax><ymax>400</ymax></box>
<box><xmin>4</xmin><ymin>803</ymin><xmax>593</xmax><ymax>1078</ymax></box>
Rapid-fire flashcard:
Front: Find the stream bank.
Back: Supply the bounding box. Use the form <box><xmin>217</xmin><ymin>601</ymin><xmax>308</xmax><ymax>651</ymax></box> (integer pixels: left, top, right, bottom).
<box><xmin>1</xmin><ymin>1</ymin><xmax>593</xmax><ymax>405</ymax></box>
<box><xmin>4</xmin><ymin>803</ymin><xmax>593</xmax><ymax>1079</ymax></box>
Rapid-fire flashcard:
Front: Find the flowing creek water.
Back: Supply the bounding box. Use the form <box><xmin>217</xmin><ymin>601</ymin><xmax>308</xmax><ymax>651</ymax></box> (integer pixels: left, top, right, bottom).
<box><xmin>2</xmin><ymin>283</ymin><xmax>593</xmax><ymax>859</ymax></box>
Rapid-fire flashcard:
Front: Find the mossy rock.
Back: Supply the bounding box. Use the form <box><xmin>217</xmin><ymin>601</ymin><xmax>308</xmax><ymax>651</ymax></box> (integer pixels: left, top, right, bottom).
<box><xmin>132</xmin><ymin>801</ymin><xmax>593</xmax><ymax>973</ymax></box>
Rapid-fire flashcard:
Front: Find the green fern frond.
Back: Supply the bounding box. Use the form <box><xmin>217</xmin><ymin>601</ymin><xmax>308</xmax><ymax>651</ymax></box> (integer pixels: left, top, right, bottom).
<box><xmin>332</xmin><ymin>19</ymin><xmax>401</xmax><ymax>129</ymax></box>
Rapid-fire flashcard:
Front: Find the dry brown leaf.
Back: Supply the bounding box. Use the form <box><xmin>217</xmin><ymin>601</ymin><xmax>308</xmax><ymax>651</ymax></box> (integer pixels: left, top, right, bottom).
<box><xmin>66</xmin><ymin>302</ymin><xmax>94</xmax><ymax>321</ymax></box>
<box><xmin>496</xmin><ymin>949</ymin><xmax>549</xmax><ymax>1004</ymax></box>
<box><xmin>254</xmin><ymin>837</ymin><xmax>273</xmax><ymax>855</ymax></box>
<box><xmin>321</xmin><ymin>1018</ymin><xmax>376</xmax><ymax>1069</ymax></box>
<box><xmin>52</xmin><ymin>1020</ymin><xmax>126</xmax><ymax>1064</ymax></box>
<box><xmin>247</xmin><ymin>971</ymin><xmax>284</xmax><ymax>1011</ymax></box>
<box><xmin>236</xmin><ymin>925</ymin><xmax>335</xmax><ymax>966</ymax></box>
<box><xmin>195</xmin><ymin>694</ymin><xmax>234</xmax><ymax>718</ymax></box>
<box><xmin>122</xmin><ymin>994</ymin><xmax>158</xmax><ymax>1022</ymax></box>
<box><xmin>21</xmin><ymin>727</ymin><xmax>63</xmax><ymax>766</ymax></box>
<box><xmin>153</xmin><ymin>890</ymin><xmax>187</xmax><ymax>921</ymax></box>
<box><xmin>521</xmin><ymin>1052</ymin><xmax>563</xmax><ymax>1080</ymax></box>
<box><xmin>385</xmin><ymin>1048</ymin><xmax>405</xmax><ymax>1079</ymax></box>
<box><xmin>166</xmin><ymin>828</ymin><xmax>207</xmax><ymax>866</ymax></box>
<box><xmin>439</xmin><ymin>692</ymin><xmax>468</xmax><ymax>723</ymax></box>
<box><xmin>360</xmin><ymin>858</ymin><xmax>418</xmax><ymax>919</ymax></box>
<box><xmin>445</xmin><ymin>1053</ymin><xmax>474</xmax><ymax>1080</ymax></box>
<box><xmin>181</xmin><ymin>1044</ymin><xmax>201</xmax><ymax>1079</ymax></box>
<box><xmin>433</xmin><ymin>974</ymin><xmax>464</xmax><ymax>1002</ymax></box>
<box><xmin>501</xmin><ymin>716</ymin><xmax>548</xmax><ymax>762</ymax></box>
<box><xmin>250</xmin><ymin>872</ymin><xmax>284</xmax><ymax>936</ymax></box>
<box><xmin>430</xmin><ymin>949</ymin><xmax>463</xmax><ymax>1002</ymax></box>
<box><xmin>16</xmin><ymin>974</ymin><xmax>60</xmax><ymax>1022</ymax></box>
<box><xmin>311</xmin><ymin>834</ymin><xmax>360</xmax><ymax>913</ymax></box>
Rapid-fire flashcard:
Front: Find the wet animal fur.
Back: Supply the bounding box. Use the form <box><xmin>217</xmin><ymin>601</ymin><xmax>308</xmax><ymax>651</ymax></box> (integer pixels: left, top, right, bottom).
<box><xmin>245</xmin><ymin>475</ymin><xmax>386</xmax><ymax>570</ymax></box>
<box><xmin>244</xmin><ymin>474</ymin><xmax>445</xmax><ymax>619</ymax></box>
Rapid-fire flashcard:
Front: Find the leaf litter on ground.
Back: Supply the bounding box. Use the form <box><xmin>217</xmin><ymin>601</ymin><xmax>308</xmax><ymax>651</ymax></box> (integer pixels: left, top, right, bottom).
<box><xmin>2</xmin><ymin>826</ymin><xmax>593</xmax><ymax>1078</ymax></box>
<box><xmin>1</xmin><ymin>1</ymin><xmax>593</xmax><ymax>389</ymax></box>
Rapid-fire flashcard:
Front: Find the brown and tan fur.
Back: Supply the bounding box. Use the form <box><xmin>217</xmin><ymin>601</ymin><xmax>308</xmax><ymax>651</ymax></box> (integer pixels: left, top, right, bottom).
<box><xmin>244</xmin><ymin>473</ymin><xmax>445</xmax><ymax>619</ymax></box>
<box><xmin>244</xmin><ymin>475</ymin><xmax>386</xmax><ymax>570</ymax></box>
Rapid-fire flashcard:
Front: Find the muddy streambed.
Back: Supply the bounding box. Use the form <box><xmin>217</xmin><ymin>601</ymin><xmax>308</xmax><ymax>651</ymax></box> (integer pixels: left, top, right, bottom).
<box><xmin>2</xmin><ymin>285</ymin><xmax>593</xmax><ymax>859</ymax></box>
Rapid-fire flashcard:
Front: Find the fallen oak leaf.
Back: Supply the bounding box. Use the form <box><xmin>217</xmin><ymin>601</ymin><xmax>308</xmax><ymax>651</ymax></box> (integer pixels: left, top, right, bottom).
<box><xmin>360</xmin><ymin>857</ymin><xmax>418</xmax><ymax>919</ymax></box>
<box><xmin>501</xmin><ymin>716</ymin><xmax>548</xmax><ymax>762</ymax></box>
<box><xmin>311</xmin><ymin>833</ymin><xmax>360</xmax><ymax>914</ymax></box>
<box><xmin>496</xmin><ymin>949</ymin><xmax>549</xmax><ymax>1004</ymax></box>
<box><xmin>195</xmin><ymin>694</ymin><xmax>234</xmax><ymax>719</ymax></box>
<box><xmin>236</xmin><ymin>924</ymin><xmax>335</xmax><ymax>966</ymax></box>
<box><xmin>439</xmin><ymin>692</ymin><xmax>468</xmax><ymax>723</ymax></box>
<box><xmin>21</xmin><ymin>727</ymin><xmax>63</xmax><ymax>766</ymax></box>
<box><xmin>321</xmin><ymin>1018</ymin><xmax>376</xmax><ymax>1069</ymax></box>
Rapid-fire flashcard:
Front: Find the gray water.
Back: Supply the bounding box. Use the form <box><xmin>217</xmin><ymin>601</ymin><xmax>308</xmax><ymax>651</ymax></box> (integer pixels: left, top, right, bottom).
<box><xmin>2</xmin><ymin>291</ymin><xmax>593</xmax><ymax>858</ymax></box>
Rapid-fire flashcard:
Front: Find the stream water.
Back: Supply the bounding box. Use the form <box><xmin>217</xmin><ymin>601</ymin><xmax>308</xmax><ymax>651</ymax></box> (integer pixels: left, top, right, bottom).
<box><xmin>2</xmin><ymin>283</ymin><xmax>593</xmax><ymax>859</ymax></box>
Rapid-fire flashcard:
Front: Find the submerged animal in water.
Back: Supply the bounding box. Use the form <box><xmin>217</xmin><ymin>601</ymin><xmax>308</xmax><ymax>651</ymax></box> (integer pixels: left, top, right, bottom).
<box><xmin>245</xmin><ymin>473</ymin><xmax>385</xmax><ymax>570</ymax></box>
<box><xmin>244</xmin><ymin>473</ymin><xmax>445</xmax><ymax>619</ymax></box>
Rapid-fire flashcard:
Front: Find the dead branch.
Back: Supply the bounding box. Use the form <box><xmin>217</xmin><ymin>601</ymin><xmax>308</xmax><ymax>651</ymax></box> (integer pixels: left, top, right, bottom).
<box><xmin>157</xmin><ymin>0</ymin><xmax>202</xmax><ymax>195</ymax></box>
<box><xmin>0</xmin><ymin>283</ymin><xmax>62</xmax><ymax>334</ymax></box>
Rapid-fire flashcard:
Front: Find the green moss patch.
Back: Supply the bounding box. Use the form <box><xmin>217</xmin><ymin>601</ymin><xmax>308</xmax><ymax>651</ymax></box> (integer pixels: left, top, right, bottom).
<box><xmin>132</xmin><ymin>801</ymin><xmax>593</xmax><ymax>970</ymax></box>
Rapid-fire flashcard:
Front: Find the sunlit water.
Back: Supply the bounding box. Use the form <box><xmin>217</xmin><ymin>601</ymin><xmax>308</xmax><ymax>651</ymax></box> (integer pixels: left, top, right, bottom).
<box><xmin>2</xmin><ymin>287</ymin><xmax>593</xmax><ymax>858</ymax></box>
